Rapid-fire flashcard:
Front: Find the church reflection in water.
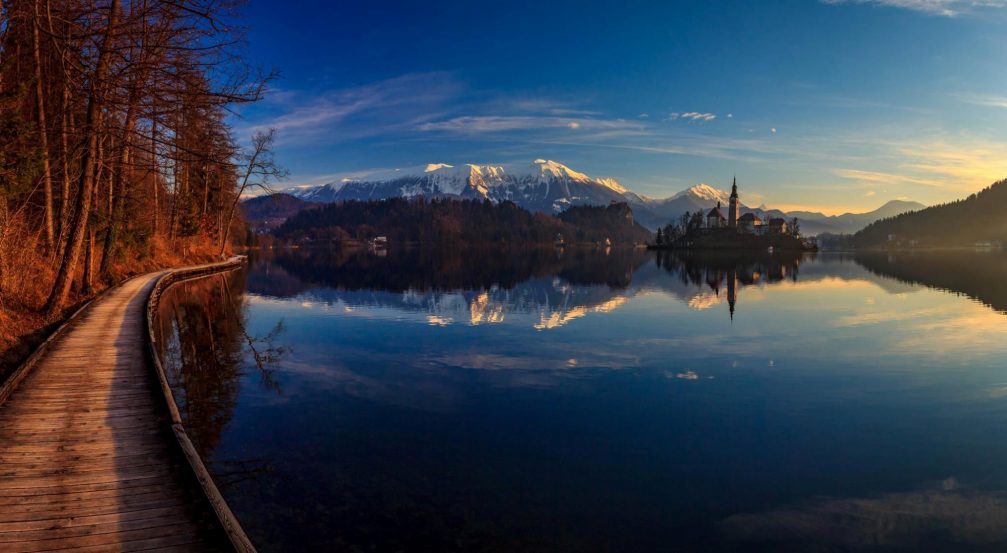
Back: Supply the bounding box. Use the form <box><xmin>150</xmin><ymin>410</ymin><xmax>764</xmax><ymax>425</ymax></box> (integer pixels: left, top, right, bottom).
<box><xmin>244</xmin><ymin>246</ymin><xmax>819</xmax><ymax>328</ymax></box>
<box><xmin>655</xmin><ymin>250</ymin><xmax>804</xmax><ymax>319</ymax></box>
<box><xmin>152</xmin><ymin>245</ymin><xmax>1007</xmax><ymax>552</ymax></box>
<box><xmin>154</xmin><ymin>247</ymin><xmax>1007</xmax><ymax>463</ymax></box>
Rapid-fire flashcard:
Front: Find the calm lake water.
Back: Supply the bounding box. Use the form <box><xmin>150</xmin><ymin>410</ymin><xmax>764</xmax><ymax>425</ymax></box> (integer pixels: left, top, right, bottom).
<box><xmin>157</xmin><ymin>247</ymin><xmax>1007</xmax><ymax>552</ymax></box>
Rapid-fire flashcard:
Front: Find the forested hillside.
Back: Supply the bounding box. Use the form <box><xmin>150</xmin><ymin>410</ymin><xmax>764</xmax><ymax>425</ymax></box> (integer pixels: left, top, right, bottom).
<box><xmin>274</xmin><ymin>198</ymin><xmax>653</xmax><ymax>246</ymax></box>
<box><xmin>242</xmin><ymin>193</ymin><xmax>316</xmax><ymax>228</ymax></box>
<box><xmin>556</xmin><ymin>202</ymin><xmax>653</xmax><ymax>244</ymax></box>
<box><xmin>0</xmin><ymin>0</ymin><xmax>273</xmax><ymax>365</ymax></box>
<box><xmin>853</xmin><ymin>179</ymin><xmax>1007</xmax><ymax>248</ymax></box>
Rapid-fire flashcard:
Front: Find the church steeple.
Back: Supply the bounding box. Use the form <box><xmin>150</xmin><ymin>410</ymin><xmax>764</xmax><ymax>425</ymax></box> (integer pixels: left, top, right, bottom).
<box><xmin>728</xmin><ymin>176</ymin><xmax>740</xmax><ymax>228</ymax></box>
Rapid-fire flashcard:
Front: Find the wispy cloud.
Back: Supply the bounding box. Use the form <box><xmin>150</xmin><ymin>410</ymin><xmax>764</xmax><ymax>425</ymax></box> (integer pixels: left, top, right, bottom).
<box><xmin>834</xmin><ymin>168</ymin><xmax>946</xmax><ymax>188</ymax></box>
<box><xmin>235</xmin><ymin>72</ymin><xmax>463</xmax><ymax>143</ymax></box>
<box><xmin>416</xmin><ymin>115</ymin><xmax>644</xmax><ymax>133</ymax></box>
<box><xmin>955</xmin><ymin>93</ymin><xmax>1007</xmax><ymax>109</ymax></box>
<box><xmin>896</xmin><ymin>138</ymin><xmax>1007</xmax><ymax>189</ymax></box>
<box><xmin>821</xmin><ymin>0</ymin><xmax>1007</xmax><ymax>17</ymax></box>
<box><xmin>667</xmin><ymin>112</ymin><xmax>717</xmax><ymax>122</ymax></box>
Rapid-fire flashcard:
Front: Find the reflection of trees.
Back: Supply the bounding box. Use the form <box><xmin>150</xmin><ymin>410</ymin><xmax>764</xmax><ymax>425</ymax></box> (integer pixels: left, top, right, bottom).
<box><xmin>156</xmin><ymin>269</ymin><xmax>286</xmax><ymax>456</ymax></box>
<box><xmin>219</xmin><ymin>274</ymin><xmax>286</xmax><ymax>393</ymax></box>
<box><xmin>252</xmin><ymin>245</ymin><xmax>652</xmax><ymax>296</ymax></box>
<box><xmin>722</xmin><ymin>486</ymin><xmax>1007</xmax><ymax>551</ymax></box>
<box><xmin>157</xmin><ymin>271</ymin><xmax>244</xmax><ymax>456</ymax></box>
<box><xmin>855</xmin><ymin>251</ymin><xmax>1007</xmax><ymax>314</ymax></box>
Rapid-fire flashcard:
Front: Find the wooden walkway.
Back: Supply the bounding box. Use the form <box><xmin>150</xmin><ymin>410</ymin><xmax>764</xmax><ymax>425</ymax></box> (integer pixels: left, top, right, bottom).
<box><xmin>0</xmin><ymin>273</ymin><xmax>230</xmax><ymax>552</ymax></box>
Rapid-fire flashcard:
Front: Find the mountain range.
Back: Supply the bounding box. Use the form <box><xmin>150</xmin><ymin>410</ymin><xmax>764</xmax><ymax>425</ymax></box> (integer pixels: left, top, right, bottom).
<box><xmin>265</xmin><ymin>159</ymin><xmax>924</xmax><ymax>235</ymax></box>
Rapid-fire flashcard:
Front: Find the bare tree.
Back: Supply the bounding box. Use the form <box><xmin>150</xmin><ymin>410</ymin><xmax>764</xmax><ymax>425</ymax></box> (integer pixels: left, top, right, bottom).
<box><xmin>30</xmin><ymin>0</ymin><xmax>53</xmax><ymax>247</ymax></box>
<box><xmin>1</xmin><ymin>0</ymin><xmax>275</xmax><ymax>318</ymax></box>
<box><xmin>44</xmin><ymin>0</ymin><xmax>120</xmax><ymax>316</ymax></box>
<box><xmin>218</xmin><ymin>129</ymin><xmax>286</xmax><ymax>257</ymax></box>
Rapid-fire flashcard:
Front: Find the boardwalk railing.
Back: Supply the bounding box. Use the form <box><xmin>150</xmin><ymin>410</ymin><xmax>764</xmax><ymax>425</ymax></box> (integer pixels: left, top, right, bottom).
<box><xmin>144</xmin><ymin>255</ymin><xmax>256</xmax><ymax>553</ymax></box>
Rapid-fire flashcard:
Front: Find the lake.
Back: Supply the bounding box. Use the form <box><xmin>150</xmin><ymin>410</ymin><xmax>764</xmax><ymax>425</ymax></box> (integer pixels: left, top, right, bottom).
<box><xmin>156</xmin><ymin>247</ymin><xmax>1007</xmax><ymax>552</ymax></box>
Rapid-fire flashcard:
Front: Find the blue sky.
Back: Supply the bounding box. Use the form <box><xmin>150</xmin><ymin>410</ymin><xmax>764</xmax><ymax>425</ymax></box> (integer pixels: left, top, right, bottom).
<box><xmin>234</xmin><ymin>0</ymin><xmax>1007</xmax><ymax>213</ymax></box>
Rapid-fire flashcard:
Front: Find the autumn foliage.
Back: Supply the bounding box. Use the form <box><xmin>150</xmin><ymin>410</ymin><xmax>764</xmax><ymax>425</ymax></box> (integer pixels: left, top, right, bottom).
<box><xmin>0</xmin><ymin>0</ymin><xmax>271</xmax><ymax>366</ymax></box>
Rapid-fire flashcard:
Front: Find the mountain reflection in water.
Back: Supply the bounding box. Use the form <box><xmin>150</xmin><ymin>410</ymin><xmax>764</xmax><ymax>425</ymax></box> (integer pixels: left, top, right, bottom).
<box><xmin>156</xmin><ymin>247</ymin><xmax>1007</xmax><ymax>552</ymax></box>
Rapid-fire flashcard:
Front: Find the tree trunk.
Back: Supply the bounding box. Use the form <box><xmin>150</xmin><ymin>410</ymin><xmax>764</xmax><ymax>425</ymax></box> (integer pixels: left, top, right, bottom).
<box><xmin>151</xmin><ymin>119</ymin><xmax>159</xmax><ymax>237</ymax></box>
<box><xmin>82</xmin><ymin>228</ymin><xmax>94</xmax><ymax>295</ymax></box>
<box><xmin>0</xmin><ymin>201</ymin><xmax>7</xmax><ymax>296</ymax></box>
<box><xmin>219</xmin><ymin>199</ymin><xmax>238</xmax><ymax>258</ymax></box>
<box><xmin>54</xmin><ymin>83</ymin><xmax>72</xmax><ymax>258</ymax></box>
<box><xmin>44</xmin><ymin>0</ymin><xmax>120</xmax><ymax>316</ymax></box>
<box><xmin>32</xmin><ymin>0</ymin><xmax>54</xmax><ymax>248</ymax></box>
<box><xmin>100</xmin><ymin>102</ymin><xmax>136</xmax><ymax>279</ymax></box>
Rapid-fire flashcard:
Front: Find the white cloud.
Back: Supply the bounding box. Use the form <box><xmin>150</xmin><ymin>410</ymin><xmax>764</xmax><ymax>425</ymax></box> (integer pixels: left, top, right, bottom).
<box><xmin>771</xmin><ymin>128</ymin><xmax>777</xmax><ymax>134</ymax></box>
<box><xmin>235</xmin><ymin>72</ymin><xmax>462</xmax><ymax>143</ymax></box>
<box><xmin>834</xmin><ymin>168</ymin><xmax>946</xmax><ymax>188</ymax></box>
<box><xmin>865</xmin><ymin>190</ymin><xmax>877</xmax><ymax>196</ymax></box>
<box><xmin>681</xmin><ymin>112</ymin><xmax>717</xmax><ymax>122</ymax></box>
<box><xmin>956</xmin><ymin>93</ymin><xmax>1007</xmax><ymax>109</ymax></box>
<box><xmin>666</xmin><ymin>111</ymin><xmax>717</xmax><ymax>122</ymax></box>
<box><xmin>417</xmin><ymin>115</ymin><xmax>642</xmax><ymax>133</ymax></box>
<box><xmin>821</xmin><ymin>0</ymin><xmax>1007</xmax><ymax>17</ymax></box>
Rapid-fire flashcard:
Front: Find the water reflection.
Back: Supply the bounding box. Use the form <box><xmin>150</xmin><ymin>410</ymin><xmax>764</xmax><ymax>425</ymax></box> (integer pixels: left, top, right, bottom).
<box><xmin>855</xmin><ymin>250</ymin><xmax>1007</xmax><ymax>314</ymax></box>
<box><xmin>158</xmin><ymin>247</ymin><xmax>1007</xmax><ymax>552</ymax></box>
<box><xmin>247</xmin><ymin>247</ymin><xmax>928</xmax><ymax>325</ymax></box>
<box><xmin>656</xmin><ymin>250</ymin><xmax>805</xmax><ymax>318</ymax></box>
<box><xmin>156</xmin><ymin>270</ymin><xmax>286</xmax><ymax>484</ymax></box>
<box><xmin>155</xmin><ymin>271</ymin><xmax>246</xmax><ymax>454</ymax></box>
<box><xmin>250</xmin><ymin>247</ymin><xmax>820</xmax><ymax>326</ymax></box>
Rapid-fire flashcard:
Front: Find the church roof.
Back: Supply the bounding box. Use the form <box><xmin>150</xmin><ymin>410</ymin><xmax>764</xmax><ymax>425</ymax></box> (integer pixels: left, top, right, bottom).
<box><xmin>739</xmin><ymin>213</ymin><xmax>762</xmax><ymax>223</ymax></box>
<box><xmin>707</xmin><ymin>206</ymin><xmax>726</xmax><ymax>219</ymax></box>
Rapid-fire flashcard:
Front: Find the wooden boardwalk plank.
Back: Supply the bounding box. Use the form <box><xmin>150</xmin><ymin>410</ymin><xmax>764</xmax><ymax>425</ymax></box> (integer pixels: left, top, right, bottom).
<box><xmin>0</xmin><ymin>273</ymin><xmax>231</xmax><ymax>552</ymax></box>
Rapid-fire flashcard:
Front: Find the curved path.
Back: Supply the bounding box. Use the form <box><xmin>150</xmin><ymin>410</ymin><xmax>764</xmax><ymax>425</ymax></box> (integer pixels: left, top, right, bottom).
<box><xmin>0</xmin><ymin>272</ymin><xmax>230</xmax><ymax>552</ymax></box>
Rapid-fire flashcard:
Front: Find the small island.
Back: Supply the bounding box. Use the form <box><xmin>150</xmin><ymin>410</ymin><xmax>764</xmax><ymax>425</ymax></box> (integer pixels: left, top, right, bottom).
<box><xmin>649</xmin><ymin>178</ymin><xmax>817</xmax><ymax>252</ymax></box>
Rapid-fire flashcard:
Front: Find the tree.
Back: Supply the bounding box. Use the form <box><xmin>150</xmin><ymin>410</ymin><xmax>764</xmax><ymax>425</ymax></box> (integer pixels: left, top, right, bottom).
<box><xmin>655</xmin><ymin>227</ymin><xmax>664</xmax><ymax>245</ymax></box>
<box><xmin>1</xmin><ymin>0</ymin><xmax>275</xmax><ymax>317</ymax></box>
<box><xmin>219</xmin><ymin>129</ymin><xmax>287</xmax><ymax>257</ymax></box>
<box><xmin>44</xmin><ymin>0</ymin><xmax>120</xmax><ymax>316</ymax></box>
<box><xmin>688</xmin><ymin>211</ymin><xmax>704</xmax><ymax>231</ymax></box>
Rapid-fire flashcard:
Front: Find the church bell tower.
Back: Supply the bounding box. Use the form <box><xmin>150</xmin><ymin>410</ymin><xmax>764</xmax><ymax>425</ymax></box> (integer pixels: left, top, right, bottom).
<box><xmin>728</xmin><ymin>176</ymin><xmax>740</xmax><ymax>228</ymax></box>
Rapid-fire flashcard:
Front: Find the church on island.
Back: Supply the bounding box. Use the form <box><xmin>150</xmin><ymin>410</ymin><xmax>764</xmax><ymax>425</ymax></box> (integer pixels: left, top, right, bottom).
<box><xmin>704</xmin><ymin>178</ymin><xmax>789</xmax><ymax>235</ymax></box>
<box><xmin>651</xmin><ymin>177</ymin><xmax>815</xmax><ymax>251</ymax></box>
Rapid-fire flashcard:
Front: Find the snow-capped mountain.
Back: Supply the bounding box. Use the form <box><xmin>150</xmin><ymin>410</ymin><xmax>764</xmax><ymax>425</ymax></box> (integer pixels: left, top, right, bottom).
<box><xmin>669</xmin><ymin>183</ymin><xmax>731</xmax><ymax>205</ymax></box>
<box><xmin>292</xmin><ymin>159</ymin><xmax>630</xmax><ymax>213</ymax></box>
<box><xmin>285</xmin><ymin>159</ymin><xmax>923</xmax><ymax>234</ymax></box>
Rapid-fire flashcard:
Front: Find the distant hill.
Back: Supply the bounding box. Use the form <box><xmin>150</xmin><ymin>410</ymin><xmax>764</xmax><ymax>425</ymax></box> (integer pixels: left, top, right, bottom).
<box><xmin>241</xmin><ymin>193</ymin><xmax>316</xmax><ymax>229</ymax></box>
<box><xmin>778</xmin><ymin>200</ymin><xmax>925</xmax><ymax>236</ymax></box>
<box><xmin>285</xmin><ymin>159</ymin><xmax>922</xmax><ymax>234</ymax></box>
<box><xmin>852</xmin><ymin>179</ymin><xmax>1007</xmax><ymax>248</ymax></box>
<box><xmin>556</xmin><ymin>203</ymin><xmax>653</xmax><ymax>244</ymax></box>
<box><xmin>274</xmin><ymin>197</ymin><xmax>652</xmax><ymax>246</ymax></box>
